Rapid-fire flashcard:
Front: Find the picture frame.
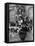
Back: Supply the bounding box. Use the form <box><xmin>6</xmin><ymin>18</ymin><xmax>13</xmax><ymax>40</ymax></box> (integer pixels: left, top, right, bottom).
<box><xmin>5</xmin><ymin>3</ymin><xmax>34</xmax><ymax>43</ymax></box>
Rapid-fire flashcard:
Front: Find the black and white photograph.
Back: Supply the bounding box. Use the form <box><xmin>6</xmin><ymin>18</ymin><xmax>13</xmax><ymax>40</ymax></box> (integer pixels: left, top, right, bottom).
<box><xmin>5</xmin><ymin>3</ymin><xmax>34</xmax><ymax>43</ymax></box>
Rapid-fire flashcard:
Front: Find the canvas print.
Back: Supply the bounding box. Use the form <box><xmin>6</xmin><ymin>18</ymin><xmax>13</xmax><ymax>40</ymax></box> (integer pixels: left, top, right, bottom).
<box><xmin>5</xmin><ymin>3</ymin><xmax>34</xmax><ymax>43</ymax></box>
